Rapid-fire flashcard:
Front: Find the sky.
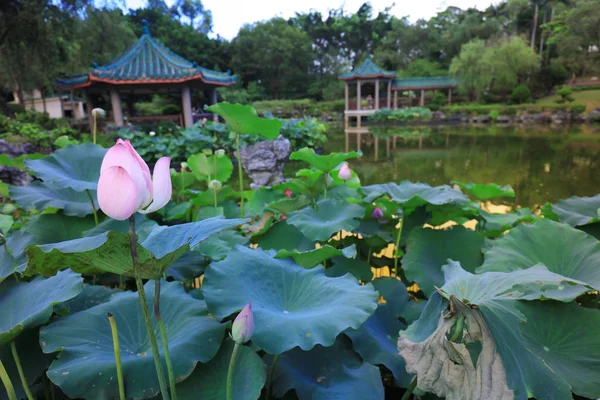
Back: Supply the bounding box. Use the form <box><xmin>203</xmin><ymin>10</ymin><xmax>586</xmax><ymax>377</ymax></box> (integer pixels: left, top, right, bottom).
<box><xmin>123</xmin><ymin>0</ymin><xmax>499</xmax><ymax>40</ymax></box>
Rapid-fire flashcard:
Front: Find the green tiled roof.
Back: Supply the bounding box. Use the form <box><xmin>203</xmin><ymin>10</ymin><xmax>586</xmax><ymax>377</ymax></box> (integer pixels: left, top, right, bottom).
<box><xmin>339</xmin><ymin>57</ymin><xmax>397</xmax><ymax>80</ymax></box>
<box><xmin>57</xmin><ymin>22</ymin><xmax>235</xmax><ymax>88</ymax></box>
<box><xmin>393</xmin><ymin>76</ymin><xmax>459</xmax><ymax>90</ymax></box>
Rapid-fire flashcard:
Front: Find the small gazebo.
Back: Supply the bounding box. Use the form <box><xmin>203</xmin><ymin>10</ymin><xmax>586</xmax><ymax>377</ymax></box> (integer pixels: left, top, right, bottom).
<box><xmin>57</xmin><ymin>21</ymin><xmax>236</xmax><ymax>129</ymax></box>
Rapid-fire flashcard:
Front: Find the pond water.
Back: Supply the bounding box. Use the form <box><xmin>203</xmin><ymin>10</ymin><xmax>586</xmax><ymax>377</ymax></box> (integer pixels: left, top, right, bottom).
<box><xmin>322</xmin><ymin>124</ymin><xmax>600</xmax><ymax>209</ymax></box>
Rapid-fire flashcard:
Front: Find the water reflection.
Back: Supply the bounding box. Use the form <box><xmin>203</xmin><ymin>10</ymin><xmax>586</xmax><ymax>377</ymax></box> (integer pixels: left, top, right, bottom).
<box><xmin>329</xmin><ymin>124</ymin><xmax>600</xmax><ymax>208</ymax></box>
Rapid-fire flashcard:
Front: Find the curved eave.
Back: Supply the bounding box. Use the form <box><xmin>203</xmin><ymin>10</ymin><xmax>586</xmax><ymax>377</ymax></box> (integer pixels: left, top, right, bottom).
<box><xmin>58</xmin><ymin>72</ymin><xmax>236</xmax><ymax>90</ymax></box>
<box><xmin>339</xmin><ymin>73</ymin><xmax>397</xmax><ymax>81</ymax></box>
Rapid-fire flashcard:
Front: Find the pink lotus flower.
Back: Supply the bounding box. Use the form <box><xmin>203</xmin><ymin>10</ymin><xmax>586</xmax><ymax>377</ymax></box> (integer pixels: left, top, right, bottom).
<box><xmin>284</xmin><ymin>189</ymin><xmax>292</xmax><ymax>198</ymax></box>
<box><xmin>280</xmin><ymin>215</ymin><xmax>287</xmax><ymax>221</ymax></box>
<box><xmin>338</xmin><ymin>163</ymin><xmax>352</xmax><ymax>181</ymax></box>
<box><xmin>371</xmin><ymin>207</ymin><xmax>384</xmax><ymax>220</ymax></box>
<box><xmin>98</xmin><ymin>139</ymin><xmax>172</xmax><ymax>220</ymax></box>
<box><xmin>232</xmin><ymin>303</ymin><xmax>254</xmax><ymax>344</ymax></box>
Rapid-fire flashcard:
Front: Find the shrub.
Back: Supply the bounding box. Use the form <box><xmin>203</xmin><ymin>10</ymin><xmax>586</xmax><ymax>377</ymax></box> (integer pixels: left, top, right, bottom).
<box><xmin>489</xmin><ymin>110</ymin><xmax>500</xmax><ymax>121</ymax></box>
<box><xmin>557</xmin><ymin>87</ymin><xmax>575</xmax><ymax>103</ymax></box>
<box><xmin>162</xmin><ymin>104</ymin><xmax>181</xmax><ymax>115</ymax></box>
<box><xmin>510</xmin><ymin>84</ymin><xmax>532</xmax><ymax>104</ymax></box>
<box><xmin>369</xmin><ymin>107</ymin><xmax>433</xmax><ymax>123</ymax></box>
<box><xmin>441</xmin><ymin>103</ymin><xmax>587</xmax><ymax>116</ymax></box>
<box><xmin>428</xmin><ymin>92</ymin><xmax>448</xmax><ymax>111</ymax></box>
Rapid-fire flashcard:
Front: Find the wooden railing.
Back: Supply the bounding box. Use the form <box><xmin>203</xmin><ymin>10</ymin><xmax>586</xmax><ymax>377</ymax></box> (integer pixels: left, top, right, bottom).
<box><xmin>347</xmin><ymin>99</ymin><xmax>392</xmax><ymax>110</ymax></box>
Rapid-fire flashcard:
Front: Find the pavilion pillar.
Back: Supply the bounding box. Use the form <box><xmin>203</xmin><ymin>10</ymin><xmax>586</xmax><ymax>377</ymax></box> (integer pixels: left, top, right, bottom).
<box><xmin>181</xmin><ymin>85</ymin><xmax>193</xmax><ymax>128</ymax></box>
<box><xmin>84</xmin><ymin>91</ymin><xmax>94</xmax><ymax>132</ymax></box>
<box><xmin>393</xmin><ymin>91</ymin><xmax>398</xmax><ymax>110</ymax></box>
<box><xmin>356</xmin><ymin>80</ymin><xmax>361</xmax><ymax>111</ymax></box>
<box><xmin>387</xmin><ymin>81</ymin><xmax>391</xmax><ymax>108</ymax></box>
<box><xmin>448</xmin><ymin>88</ymin><xmax>452</xmax><ymax>105</ymax></box>
<box><xmin>344</xmin><ymin>81</ymin><xmax>349</xmax><ymax>111</ymax></box>
<box><xmin>211</xmin><ymin>89</ymin><xmax>218</xmax><ymax>122</ymax></box>
<box><xmin>419</xmin><ymin>89</ymin><xmax>425</xmax><ymax>107</ymax></box>
<box><xmin>375</xmin><ymin>79</ymin><xmax>380</xmax><ymax>110</ymax></box>
<box><xmin>110</xmin><ymin>88</ymin><xmax>124</xmax><ymax>126</ymax></box>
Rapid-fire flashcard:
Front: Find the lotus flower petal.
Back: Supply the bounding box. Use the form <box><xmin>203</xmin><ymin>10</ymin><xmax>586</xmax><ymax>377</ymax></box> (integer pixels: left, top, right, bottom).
<box><xmin>97</xmin><ymin>166</ymin><xmax>138</xmax><ymax>220</ymax></box>
<box><xmin>139</xmin><ymin>157</ymin><xmax>172</xmax><ymax>214</ymax></box>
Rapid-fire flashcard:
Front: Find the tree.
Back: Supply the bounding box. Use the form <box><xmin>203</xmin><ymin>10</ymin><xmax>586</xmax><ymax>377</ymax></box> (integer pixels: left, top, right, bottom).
<box><xmin>450</xmin><ymin>39</ymin><xmax>491</xmax><ymax>101</ymax></box>
<box><xmin>170</xmin><ymin>0</ymin><xmax>212</xmax><ymax>33</ymax></box>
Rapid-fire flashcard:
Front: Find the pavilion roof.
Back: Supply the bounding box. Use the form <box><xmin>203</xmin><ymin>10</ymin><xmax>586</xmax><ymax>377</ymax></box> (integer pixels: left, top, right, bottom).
<box><xmin>338</xmin><ymin>57</ymin><xmax>397</xmax><ymax>80</ymax></box>
<box><xmin>393</xmin><ymin>76</ymin><xmax>459</xmax><ymax>91</ymax></box>
<box><xmin>57</xmin><ymin>22</ymin><xmax>236</xmax><ymax>89</ymax></box>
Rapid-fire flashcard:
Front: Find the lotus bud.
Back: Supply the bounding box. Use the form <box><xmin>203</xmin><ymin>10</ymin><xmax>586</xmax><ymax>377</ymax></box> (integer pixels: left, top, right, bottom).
<box><xmin>202</xmin><ymin>118</ymin><xmax>207</xmax><ymax>125</ymax></box>
<box><xmin>215</xmin><ymin>149</ymin><xmax>225</xmax><ymax>158</ymax></box>
<box><xmin>149</xmin><ymin>131</ymin><xmax>156</xmax><ymax>137</ymax></box>
<box><xmin>371</xmin><ymin>207</ymin><xmax>384</xmax><ymax>220</ymax></box>
<box><xmin>338</xmin><ymin>163</ymin><xmax>352</xmax><ymax>181</ymax></box>
<box><xmin>280</xmin><ymin>215</ymin><xmax>287</xmax><ymax>221</ymax></box>
<box><xmin>284</xmin><ymin>189</ymin><xmax>292</xmax><ymax>198</ymax></box>
<box><xmin>232</xmin><ymin>303</ymin><xmax>254</xmax><ymax>344</ymax></box>
<box><xmin>208</xmin><ymin>180</ymin><xmax>222</xmax><ymax>192</ymax></box>
<box><xmin>97</xmin><ymin>139</ymin><xmax>172</xmax><ymax>220</ymax></box>
<box><xmin>92</xmin><ymin>108</ymin><xmax>106</xmax><ymax>119</ymax></box>
<box><xmin>180</xmin><ymin>161</ymin><xmax>188</xmax><ymax>171</ymax></box>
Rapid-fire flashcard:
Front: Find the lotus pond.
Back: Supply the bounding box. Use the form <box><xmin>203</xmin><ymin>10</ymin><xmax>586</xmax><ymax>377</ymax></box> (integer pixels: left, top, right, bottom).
<box><xmin>1</xmin><ymin>105</ymin><xmax>600</xmax><ymax>400</ymax></box>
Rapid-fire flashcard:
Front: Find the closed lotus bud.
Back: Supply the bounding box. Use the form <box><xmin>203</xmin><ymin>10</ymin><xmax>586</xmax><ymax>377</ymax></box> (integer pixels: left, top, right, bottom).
<box><xmin>371</xmin><ymin>207</ymin><xmax>384</xmax><ymax>220</ymax></box>
<box><xmin>92</xmin><ymin>108</ymin><xmax>106</xmax><ymax>119</ymax></box>
<box><xmin>215</xmin><ymin>149</ymin><xmax>225</xmax><ymax>158</ymax></box>
<box><xmin>180</xmin><ymin>161</ymin><xmax>188</xmax><ymax>171</ymax></box>
<box><xmin>202</xmin><ymin>118</ymin><xmax>207</xmax><ymax>125</ymax></box>
<box><xmin>284</xmin><ymin>189</ymin><xmax>292</xmax><ymax>198</ymax></box>
<box><xmin>232</xmin><ymin>303</ymin><xmax>254</xmax><ymax>344</ymax></box>
<box><xmin>149</xmin><ymin>131</ymin><xmax>156</xmax><ymax>137</ymax></box>
<box><xmin>338</xmin><ymin>163</ymin><xmax>352</xmax><ymax>181</ymax></box>
<box><xmin>208</xmin><ymin>180</ymin><xmax>222</xmax><ymax>192</ymax></box>
<box><xmin>280</xmin><ymin>215</ymin><xmax>287</xmax><ymax>221</ymax></box>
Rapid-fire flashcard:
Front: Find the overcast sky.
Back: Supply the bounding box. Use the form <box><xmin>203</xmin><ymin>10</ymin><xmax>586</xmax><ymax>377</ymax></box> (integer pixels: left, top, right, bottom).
<box><xmin>123</xmin><ymin>0</ymin><xmax>499</xmax><ymax>40</ymax></box>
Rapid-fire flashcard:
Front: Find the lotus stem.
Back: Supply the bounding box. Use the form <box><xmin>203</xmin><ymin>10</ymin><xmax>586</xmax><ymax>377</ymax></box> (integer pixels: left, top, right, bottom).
<box><xmin>265</xmin><ymin>354</ymin><xmax>280</xmax><ymax>400</ymax></box>
<box><xmin>10</xmin><ymin>341</ymin><xmax>34</xmax><ymax>400</ymax></box>
<box><xmin>0</xmin><ymin>357</ymin><xmax>17</xmax><ymax>400</ymax></box>
<box><xmin>128</xmin><ymin>216</ymin><xmax>170</xmax><ymax>400</ymax></box>
<box><xmin>226</xmin><ymin>342</ymin><xmax>241</xmax><ymax>400</ymax></box>
<box><xmin>401</xmin><ymin>377</ymin><xmax>417</xmax><ymax>400</ymax></box>
<box><xmin>213</xmin><ymin>188</ymin><xmax>218</xmax><ymax>209</ymax></box>
<box><xmin>235</xmin><ymin>134</ymin><xmax>244</xmax><ymax>218</ymax></box>
<box><xmin>92</xmin><ymin>114</ymin><xmax>97</xmax><ymax>145</ymax></box>
<box><xmin>393</xmin><ymin>212</ymin><xmax>405</xmax><ymax>277</ymax></box>
<box><xmin>154</xmin><ymin>279</ymin><xmax>178</xmax><ymax>400</ymax></box>
<box><xmin>86</xmin><ymin>189</ymin><xmax>99</xmax><ymax>225</ymax></box>
<box><xmin>108</xmin><ymin>313</ymin><xmax>126</xmax><ymax>400</ymax></box>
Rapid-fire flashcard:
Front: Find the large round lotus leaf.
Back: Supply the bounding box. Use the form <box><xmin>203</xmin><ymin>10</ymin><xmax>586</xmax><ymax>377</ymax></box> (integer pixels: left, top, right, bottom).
<box><xmin>202</xmin><ymin>246</ymin><xmax>378</xmax><ymax>354</ymax></box>
<box><xmin>478</xmin><ymin>219</ymin><xmax>600</xmax><ymax>290</ymax></box>
<box><xmin>403</xmin><ymin>226</ymin><xmax>484</xmax><ymax>296</ymax></box>
<box><xmin>196</xmin><ymin>230</ymin><xmax>248</xmax><ymax>261</ymax></box>
<box><xmin>10</xmin><ymin>181</ymin><xmax>96</xmax><ymax>217</ymax></box>
<box><xmin>206</xmin><ymin>103</ymin><xmax>283</xmax><ymax>139</ymax></box>
<box><xmin>546</xmin><ymin>194</ymin><xmax>600</xmax><ymax>227</ymax></box>
<box><xmin>451</xmin><ymin>181</ymin><xmax>515</xmax><ymax>201</ymax></box>
<box><xmin>22</xmin><ymin>213</ymin><xmax>97</xmax><ymax>244</ymax></box>
<box><xmin>272</xmin><ymin>335</ymin><xmax>384</xmax><ymax>399</ymax></box>
<box><xmin>0</xmin><ymin>269</ymin><xmax>83</xmax><ymax>344</ymax></box>
<box><xmin>187</xmin><ymin>153</ymin><xmax>233</xmax><ymax>183</ymax></box>
<box><xmin>0</xmin><ymin>329</ymin><xmax>54</xmax><ymax>400</ymax></box>
<box><xmin>58</xmin><ymin>284</ymin><xmax>120</xmax><ymax>315</ymax></box>
<box><xmin>83</xmin><ymin>213</ymin><xmax>158</xmax><ymax>242</ymax></box>
<box><xmin>166</xmin><ymin>251</ymin><xmax>208</xmax><ymax>281</ymax></box>
<box><xmin>286</xmin><ymin>199</ymin><xmax>365</xmax><ymax>241</ymax></box>
<box><xmin>360</xmin><ymin>181</ymin><xmax>468</xmax><ymax>210</ymax></box>
<box><xmin>289</xmin><ymin>148</ymin><xmax>360</xmax><ymax>173</ymax></box>
<box><xmin>25</xmin><ymin>143</ymin><xmax>106</xmax><ymax>192</ymax></box>
<box><xmin>40</xmin><ymin>280</ymin><xmax>226</xmax><ymax>400</ymax></box>
<box><xmin>275</xmin><ymin>244</ymin><xmax>356</xmax><ymax>269</ymax></box>
<box><xmin>167</xmin><ymin>339</ymin><xmax>266</xmax><ymax>400</ymax></box>
<box><xmin>258</xmin><ymin>220</ymin><xmax>316</xmax><ymax>252</ymax></box>
<box><xmin>0</xmin><ymin>231</ymin><xmax>34</xmax><ymax>282</ymax></box>
<box><xmin>326</xmin><ymin>256</ymin><xmax>373</xmax><ymax>281</ymax></box>
<box><xmin>517</xmin><ymin>301</ymin><xmax>600</xmax><ymax>398</ymax></box>
<box><xmin>345</xmin><ymin>304</ymin><xmax>411</xmax><ymax>387</ymax></box>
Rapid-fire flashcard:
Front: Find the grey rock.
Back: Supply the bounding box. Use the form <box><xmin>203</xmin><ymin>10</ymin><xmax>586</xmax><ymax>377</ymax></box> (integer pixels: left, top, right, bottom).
<box><xmin>236</xmin><ymin>135</ymin><xmax>291</xmax><ymax>188</ymax></box>
<box><xmin>0</xmin><ymin>139</ymin><xmax>34</xmax><ymax>189</ymax></box>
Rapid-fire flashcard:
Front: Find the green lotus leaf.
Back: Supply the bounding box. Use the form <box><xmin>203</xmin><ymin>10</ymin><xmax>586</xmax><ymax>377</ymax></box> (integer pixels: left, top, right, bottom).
<box><xmin>271</xmin><ymin>335</ymin><xmax>384</xmax><ymax>399</ymax></box>
<box><xmin>546</xmin><ymin>194</ymin><xmax>600</xmax><ymax>227</ymax></box>
<box><xmin>166</xmin><ymin>251</ymin><xmax>208</xmax><ymax>281</ymax></box>
<box><xmin>325</xmin><ymin>256</ymin><xmax>373</xmax><ymax>281</ymax></box>
<box><xmin>10</xmin><ymin>181</ymin><xmax>96</xmax><ymax>217</ymax></box>
<box><xmin>427</xmin><ymin>201</ymin><xmax>481</xmax><ymax>226</ymax></box>
<box><xmin>451</xmin><ymin>181</ymin><xmax>515</xmax><ymax>201</ymax></box>
<box><xmin>258</xmin><ymin>220</ymin><xmax>316</xmax><ymax>252</ymax></box>
<box><xmin>166</xmin><ymin>339</ymin><xmax>266</xmax><ymax>400</ymax></box>
<box><xmin>58</xmin><ymin>285</ymin><xmax>120</xmax><ymax>315</ymax></box>
<box><xmin>289</xmin><ymin>148</ymin><xmax>360</xmax><ymax>173</ymax></box>
<box><xmin>25</xmin><ymin>217</ymin><xmax>246</xmax><ymax>279</ymax></box>
<box><xmin>248</xmin><ymin>187</ymin><xmax>285</xmax><ymax>215</ymax></box>
<box><xmin>265</xmin><ymin>195</ymin><xmax>312</xmax><ymax>215</ymax></box>
<box><xmin>164</xmin><ymin>201</ymin><xmax>191</xmax><ymax>221</ymax></box>
<box><xmin>196</xmin><ymin>230</ymin><xmax>249</xmax><ymax>260</ymax></box>
<box><xmin>170</xmin><ymin>170</ymin><xmax>196</xmax><ymax>192</ymax></box>
<box><xmin>202</xmin><ymin>247</ymin><xmax>378</xmax><ymax>354</ymax></box>
<box><xmin>206</xmin><ymin>102</ymin><xmax>282</xmax><ymax>139</ymax></box>
<box><xmin>0</xmin><ymin>182</ymin><xmax>7</xmax><ymax>197</ymax></box>
<box><xmin>517</xmin><ymin>301</ymin><xmax>600</xmax><ymax>399</ymax></box>
<box><xmin>286</xmin><ymin>199</ymin><xmax>365</xmax><ymax>241</ymax></box>
<box><xmin>322</xmin><ymin>185</ymin><xmax>362</xmax><ymax>201</ymax></box>
<box><xmin>361</xmin><ymin>181</ymin><xmax>468</xmax><ymax>211</ymax></box>
<box><xmin>0</xmin><ymin>232</ymin><xmax>34</xmax><ymax>282</ymax></box>
<box><xmin>0</xmin><ymin>153</ymin><xmax>44</xmax><ymax>170</ymax></box>
<box><xmin>478</xmin><ymin>219</ymin><xmax>600</xmax><ymax>290</ymax></box>
<box><xmin>54</xmin><ymin>135</ymin><xmax>79</xmax><ymax>148</ymax></box>
<box><xmin>478</xmin><ymin>208</ymin><xmax>537</xmax><ymax>236</ymax></box>
<box><xmin>25</xmin><ymin>143</ymin><xmax>106</xmax><ymax>191</ymax></box>
<box><xmin>403</xmin><ymin>226</ymin><xmax>484</xmax><ymax>296</ymax></box>
<box><xmin>41</xmin><ymin>281</ymin><xmax>226</xmax><ymax>400</ymax></box>
<box><xmin>0</xmin><ymin>328</ymin><xmax>54</xmax><ymax>400</ymax></box>
<box><xmin>0</xmin><ymin>270</ymin><xmax>83</xmax><ymax>344</ymax></box>
<box><xmin>187</xmin><ymin>153</ymin><xmax>233</xmax><ymax>183</ymax></box>
<box><xmin>0</xmin><ymin>214</ymin><xmax>13</xmax><ymax>234</ymax></box>
<box><xmin>345</xmin><ymin>304</ymin><xmax>412</xmax><ymax>387</ymax></box>
<box><xmin>83</xmin><ymin>213</ymin><xmax>158</xmax><ymax>242</ymax></box>
<box><xmin>371</xmin><ymin>277</ymin><xmax>409</xmax><ymax>316</ymax></box>
<box><xmin>22</xmin><ymin>213</ymin><xmax>97</xmax><ymax>244</ymax></box>
<box><xmin>190</xmin><ymin>185</ymin><xmax>237</xmax><ymax>207</ymax></box>
<box><xmin>275</xmin><ymin>244</ymin><xmax>355</xmax><ymax>269</ymax></box>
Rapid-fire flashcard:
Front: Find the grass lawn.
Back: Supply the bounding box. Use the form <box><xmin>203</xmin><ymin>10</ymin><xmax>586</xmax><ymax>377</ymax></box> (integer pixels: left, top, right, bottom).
<box><xmin>537</xmin><ymin>89</ymin><xmax>600</xmax><ymax>113</ymax></box>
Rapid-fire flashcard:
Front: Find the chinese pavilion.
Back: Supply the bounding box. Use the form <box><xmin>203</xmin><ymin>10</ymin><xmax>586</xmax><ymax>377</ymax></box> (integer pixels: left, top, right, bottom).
<box><xmin>57</xmin><ymin>21</ymin><xmax>236</xmax><ymax>129</ymax></box>
<box><xmin>339</xmin><ymin>58</ymin><xmax>459</xmax><ymax>128</ymax></box>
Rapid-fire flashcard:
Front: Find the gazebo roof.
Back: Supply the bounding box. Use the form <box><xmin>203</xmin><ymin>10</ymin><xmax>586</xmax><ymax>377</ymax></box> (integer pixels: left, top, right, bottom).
<box><xmin>57</xmin><ymin>22</ymin><xmax>236</xmax><ymax>89</ymax></box>
<box><xmin>339</xmin><ymin>57</ymin><xmax>397</xmax><ymax>80</ymax></box>
<box><xmin>393</xmin><ymin>76</ymin><xmax>459</xmax><ymax>91</ymax></box>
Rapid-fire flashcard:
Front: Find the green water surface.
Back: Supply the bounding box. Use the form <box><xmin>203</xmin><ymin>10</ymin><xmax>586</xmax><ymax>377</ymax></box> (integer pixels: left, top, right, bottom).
<box><xmin>322</xmin><ymin>124</ymin><xmax>600</xmax><ymax>209</ymax></box>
